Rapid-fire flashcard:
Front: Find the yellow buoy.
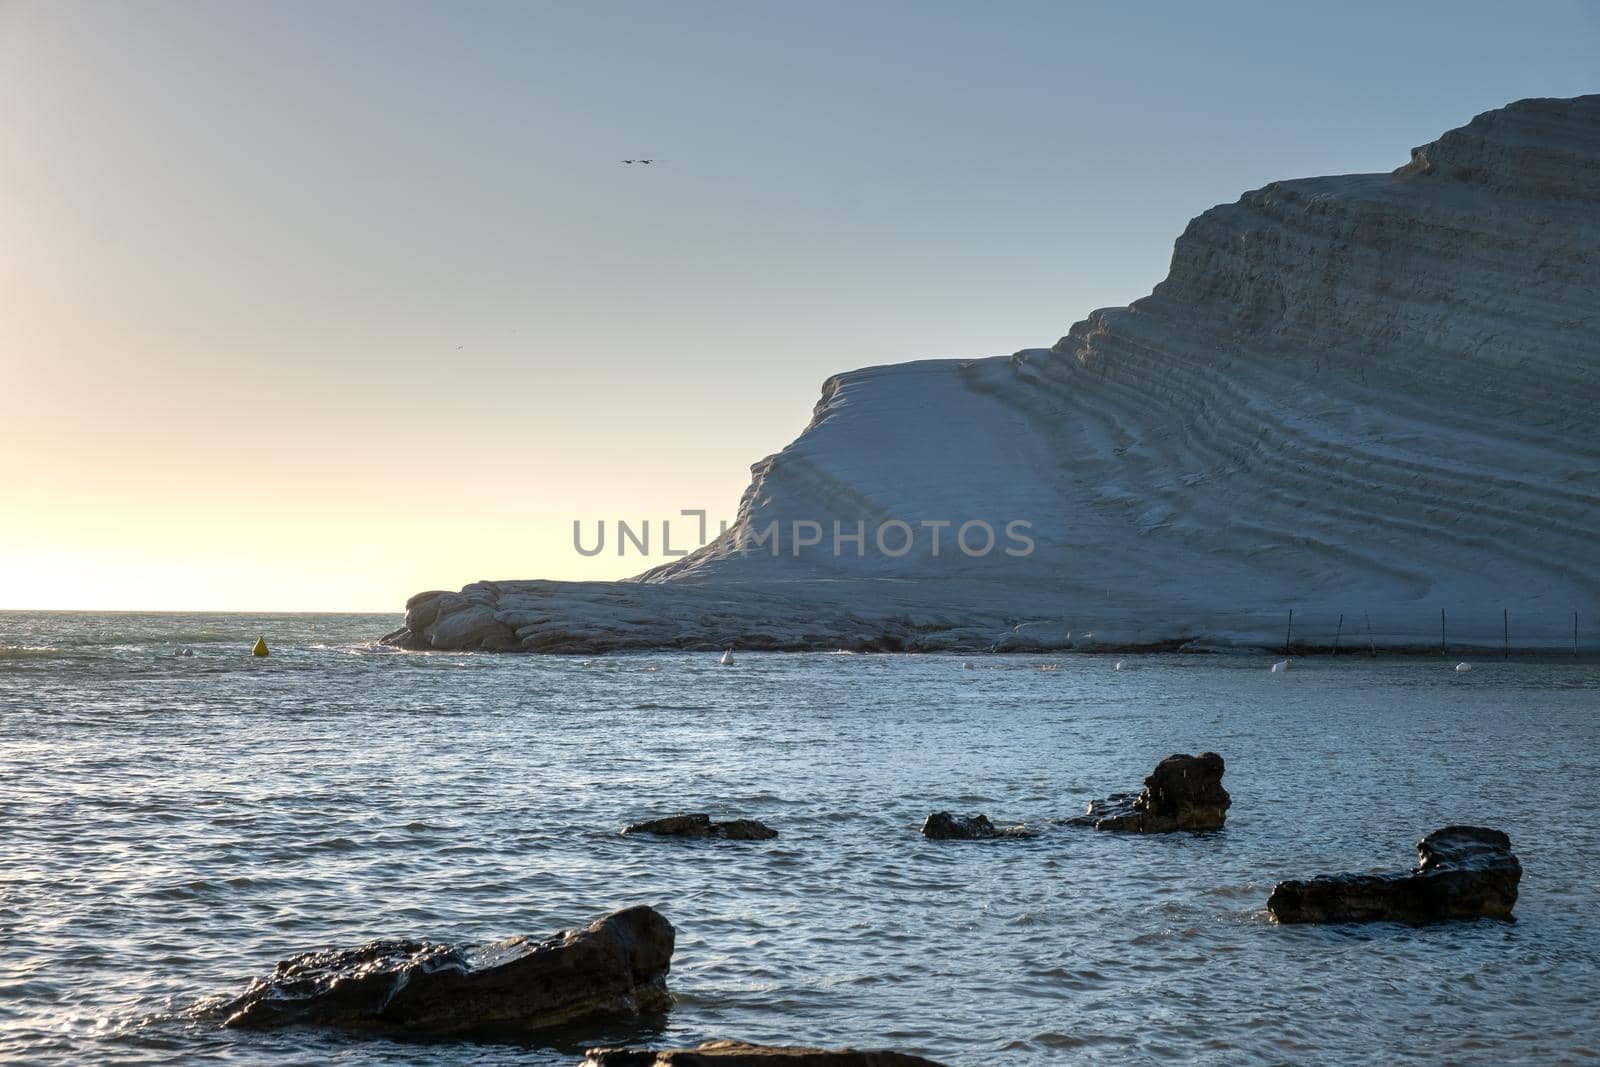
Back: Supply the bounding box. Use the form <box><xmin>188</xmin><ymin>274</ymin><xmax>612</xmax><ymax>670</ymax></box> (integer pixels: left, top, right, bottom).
<box><xmin>252</xmin><ymin>637</ymin><xmax>270</xmax><ymax>657</ymax></box>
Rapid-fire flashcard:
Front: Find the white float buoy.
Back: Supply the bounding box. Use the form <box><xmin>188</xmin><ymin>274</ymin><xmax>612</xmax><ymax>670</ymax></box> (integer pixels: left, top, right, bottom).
<box><xmin>719</xmin><ymin>649</ymin><xmax>734</xmax><ymax>666</ymax></box>
<box><xmin>1114</xmin><ymin>660</ymin><xmax>1125</xmax><ymax>671</ymax></box>
<box><xmin>1270</xmin><ymin>659</ymin><xmax>1289</xmax><ymax>673</ymax></box>
<box><xmin>1455</xmin><ymin>662</ymin><xmax>1473</xmax><ymax>672</ymax></box>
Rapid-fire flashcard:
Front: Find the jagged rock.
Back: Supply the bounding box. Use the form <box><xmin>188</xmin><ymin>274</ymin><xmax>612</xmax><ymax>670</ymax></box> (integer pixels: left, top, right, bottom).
<box><xmin>219</xmin><ymin>905</ymin><xmax>673</xmax><ymax>1034</ymax></box>
<box><xmin>1267</xmin><ymin>826</ymin><xmax>1521</xmax><ymax>924</ymax></box>
<box><xmin>1071</xmin><ymin>752</ymin><xmax>1230</xmax><ymax>832</ymax></box>
<box><xmin>623</xmin><ymin>813</ymin><xmax>778</xmax><ymax>841</ymax></box>
<box><xmin>920</xmin><ymin>811</ymin><xmax>1032</xmax><ymax>839</ymax></box>
<box><xmin>583</xmin><ymin>1039</ymin><xmax>948</xmax><ymax>1065</ymax></box>
<box><xmin>386</xmin><ymin>97</ymin><xmax>1600</xmax><ymax>655</ymax></box>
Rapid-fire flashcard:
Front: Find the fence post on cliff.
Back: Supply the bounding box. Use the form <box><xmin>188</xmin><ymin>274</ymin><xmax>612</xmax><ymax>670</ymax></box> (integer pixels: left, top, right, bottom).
<box><xmin>1440</xmin><ymin>608</ymin><xmax>1447</xmax><ymax>655</ymax></box>
<box><xmin>1334</xmin><ymin>613</ymin><xmax>1344</xmax><ymax>656</ymax></box>
<box><xmin>1285</xmin><ymin>609</ymin><xmax>1294</xmax><ymax>655</ymax></box>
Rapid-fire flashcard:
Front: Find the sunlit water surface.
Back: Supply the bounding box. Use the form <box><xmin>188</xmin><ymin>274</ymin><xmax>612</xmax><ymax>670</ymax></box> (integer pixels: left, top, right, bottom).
<box><xmin>2</xmin><ymin>612</ymin><xmax>1598</xmax><ymax>1064</ymax></box>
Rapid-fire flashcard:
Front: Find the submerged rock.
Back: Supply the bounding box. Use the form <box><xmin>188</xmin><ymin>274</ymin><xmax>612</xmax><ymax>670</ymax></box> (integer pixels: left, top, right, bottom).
<box><xmin>220</xmin><ymin>905</ymin><xmax>673</xmax><ymax>1034</ymax></box>
<box><xmin>920</xmin><ymin>811</ymin><xmax>1032</xmax><ymax>840</ymax></box>
<box><xmin>1070</xmin><ymin>752</ymin><xmax>1230</xmax><ymax>832</ymax></box>
<box><xmin>583</xmin><ymin>1039</ymin><xmax>949</xmax><ymax>1065</ymax></box>
<box><xmin>623</xmin><ymin>813</ymin><xmax>778</xmax><ymax>841</ymax></box>
<box><xmin>1267</xmin><ymin>826</ymin><xmax>1521</xmax><ymax>924</ymax></box>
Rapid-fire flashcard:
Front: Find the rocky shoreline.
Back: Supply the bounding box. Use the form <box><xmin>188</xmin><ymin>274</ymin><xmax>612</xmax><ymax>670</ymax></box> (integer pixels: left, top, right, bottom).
<box><xmin>232</xmin><ymin>89</ymin><xmax>1571</xmax><ymax>1062</ymax></box>
<box><xmin>381</xmin><ymin>582</ymin><xmax>1599</xmax><ymax>656</ymax></box>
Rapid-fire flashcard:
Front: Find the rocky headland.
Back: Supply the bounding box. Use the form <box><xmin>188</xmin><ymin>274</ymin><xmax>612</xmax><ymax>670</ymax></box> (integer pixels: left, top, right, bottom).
<box><xmin>387</xmin><ymin>95</ymin><xmax>1600</xmax><ymax>654</ymax></box>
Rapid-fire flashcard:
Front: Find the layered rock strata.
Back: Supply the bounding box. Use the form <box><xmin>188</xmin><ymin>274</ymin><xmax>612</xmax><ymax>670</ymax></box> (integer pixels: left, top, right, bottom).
<box><xmin>390</xmin><ymin>96</ymin><xmax>1600</xmax><ymax>654</ymax></box>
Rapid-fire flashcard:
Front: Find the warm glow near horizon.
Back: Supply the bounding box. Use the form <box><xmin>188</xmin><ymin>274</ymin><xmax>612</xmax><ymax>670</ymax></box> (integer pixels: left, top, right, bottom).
<box><xmin>4</xmin><ymin>0</ymin><xmax>1595</xmax><ymax>612</ymax></box>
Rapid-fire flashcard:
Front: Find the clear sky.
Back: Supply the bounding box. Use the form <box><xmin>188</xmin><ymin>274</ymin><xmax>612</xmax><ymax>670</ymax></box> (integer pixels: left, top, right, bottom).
<box><xmin>2</xmin><ymin>0</ymin><xmax>1595</xmax><ymax>611</ymax></box>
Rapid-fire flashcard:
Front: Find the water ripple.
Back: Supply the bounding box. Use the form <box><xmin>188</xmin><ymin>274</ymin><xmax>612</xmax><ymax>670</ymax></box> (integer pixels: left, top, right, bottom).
<box><xmin>0</xmin><ymin>611</ymin><xmax>1598</xmax><ymax>1063</ymax></box>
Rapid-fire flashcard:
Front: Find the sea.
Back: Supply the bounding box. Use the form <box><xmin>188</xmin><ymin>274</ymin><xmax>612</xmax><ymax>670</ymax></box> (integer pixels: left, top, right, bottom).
<box><xmin>2</xmin><ymin>611</ymin><xmax>1597</xmax><ymax>1065</ymax></box>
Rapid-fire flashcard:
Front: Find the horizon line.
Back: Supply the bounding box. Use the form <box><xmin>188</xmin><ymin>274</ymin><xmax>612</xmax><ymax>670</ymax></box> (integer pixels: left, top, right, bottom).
<box><xmin>0</xmin><ymin>607</ymin><xmax>404</xmax><ymax>616</ymax></box>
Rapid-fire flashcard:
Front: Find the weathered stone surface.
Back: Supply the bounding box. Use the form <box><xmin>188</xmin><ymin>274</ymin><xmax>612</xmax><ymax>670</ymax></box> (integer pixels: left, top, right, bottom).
<box><xmin>402</xmin><ymin>589</ymin><xmax>454</xmax><ymax>634</ymax></box>
<box><xmin>1071</xmin><ymin>752</ymin><xmax>1230</xmax><ymax>832</ymax></box>
<box><xmin>1267</xmin><ymin>826</ymin><xmax>1521</xmax><ymax>924</ymax></box>
<box><xmin>623</xmin><ymin>813</ymin><xmax>778</xmax><ymax>841</ymax></box>
<box><xmin>427</xmin><ymin>601</ymin><xmax>514</xmax><ymax>651</ymax></box>
<box><xmin>920</xmin><ymin>811</ymin><xmax>1032</xmax><ymax>839</ymax></box>
<box><xmin>583</xmin><ymin>1039</ymin><xmax>948</xmax><ymax>1065</ymax></box>
<box><xmin>219</xmin><ymin>905</ymin><xmax>673</xmax><ymax>1034</ymax></box>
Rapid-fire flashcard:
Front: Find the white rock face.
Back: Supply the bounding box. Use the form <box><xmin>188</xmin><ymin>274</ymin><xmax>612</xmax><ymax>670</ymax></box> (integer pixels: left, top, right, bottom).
<box><xmin>391</xmin><ymin>96</ymin><xmax>1600</xmax><ymax>654</ymax></box>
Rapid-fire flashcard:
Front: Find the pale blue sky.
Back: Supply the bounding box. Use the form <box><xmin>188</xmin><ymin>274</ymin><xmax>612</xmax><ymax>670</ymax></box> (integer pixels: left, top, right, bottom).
<box><xmin>2</xmin><ymin>1</ymin><xmax>1596</xmax><ymax>609</ymax></box>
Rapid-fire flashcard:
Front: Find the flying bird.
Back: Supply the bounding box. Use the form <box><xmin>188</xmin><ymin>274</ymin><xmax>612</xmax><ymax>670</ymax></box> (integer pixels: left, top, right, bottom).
<box><xmin>620</xmin><ymin>159</ymin><xmax>659</xmax><ymax>164</ymax></box>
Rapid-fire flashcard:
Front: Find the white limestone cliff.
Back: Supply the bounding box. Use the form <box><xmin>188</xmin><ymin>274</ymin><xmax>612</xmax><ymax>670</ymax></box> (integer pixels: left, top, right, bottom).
<box><xmin>389</xmin><ymin>95</ymin><xmax>1600</xmax><ymax>654</ymax></box>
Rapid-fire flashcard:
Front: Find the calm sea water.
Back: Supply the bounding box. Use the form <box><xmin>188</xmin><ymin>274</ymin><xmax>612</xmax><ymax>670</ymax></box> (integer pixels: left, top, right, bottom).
<box><xmin>2</xmin><ymin>611</ymin><xmax>1598</xmax><ymax>1065</ymax></box>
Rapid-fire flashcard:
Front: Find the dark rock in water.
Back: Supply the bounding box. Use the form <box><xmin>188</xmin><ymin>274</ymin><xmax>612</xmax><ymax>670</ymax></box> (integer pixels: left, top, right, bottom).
<box><xmin>583</xmin><ymin>1039</ymin><xmax>949</xmax><ymax>1065</ymax></box>
<box><xmin>920</xmin><ymin>811</ymin><xmax>1032</xmax><ymax>840</ymax></box>
<box><xmin>220</xmin><ymin>905</ymin><xmax>673</xmax><ymax>1034</ymax></box>
<box><xmin>1070</xmin><ymin>752</ymin><xmax>1230</xmax><ymax>832</ymax></box>
<box><xmin>1267</xmin><ymin>826</ymin><xmax>1521</xmax><ymax>924</ymax></box>
<box><xmin>623</xmin><ymin>813</ymin><xmax>778</xmax><ymax>840</ymax></box>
